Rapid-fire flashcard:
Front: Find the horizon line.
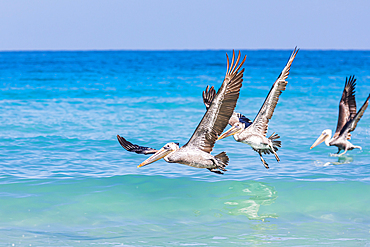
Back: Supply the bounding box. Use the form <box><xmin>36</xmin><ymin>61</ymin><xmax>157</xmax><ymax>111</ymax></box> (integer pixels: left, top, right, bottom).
<box><xmin>0</xmin><ymin>48</ymin><xmax>370</xmax><ymax>52</ymax></box>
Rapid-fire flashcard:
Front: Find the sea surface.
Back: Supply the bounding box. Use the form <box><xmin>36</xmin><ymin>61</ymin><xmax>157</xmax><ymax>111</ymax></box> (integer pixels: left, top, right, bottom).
<box><xmin>0</xmin><ymin>50</ymin><xmax>370</xmax><ymax>246</ymax></box>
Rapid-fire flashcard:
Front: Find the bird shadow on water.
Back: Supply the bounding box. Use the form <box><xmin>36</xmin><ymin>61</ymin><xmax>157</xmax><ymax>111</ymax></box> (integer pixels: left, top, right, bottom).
<box><xmin>217</xmin><ymin>181</ymin><xmax>278</xmax><ymax>221</ymax></box>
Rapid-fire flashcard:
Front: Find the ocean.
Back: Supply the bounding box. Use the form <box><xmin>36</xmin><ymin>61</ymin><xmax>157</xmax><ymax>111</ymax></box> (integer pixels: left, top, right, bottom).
<box><xmin>0</xmin><ymin>50</ymin><xmax>369</xmax><ymax>246</ymax></box>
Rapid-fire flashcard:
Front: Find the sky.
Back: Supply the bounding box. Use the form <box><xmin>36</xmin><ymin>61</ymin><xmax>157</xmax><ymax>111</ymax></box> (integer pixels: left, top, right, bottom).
<box><xmin>0</xmin><ymin>0</ymin><xmax>369</xmax><ymax>51</ymax></box>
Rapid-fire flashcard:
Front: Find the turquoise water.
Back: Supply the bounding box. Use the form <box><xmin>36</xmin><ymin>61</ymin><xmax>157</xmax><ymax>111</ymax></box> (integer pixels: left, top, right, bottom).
<box><xmin>0</xmin><ymin>50</ymin><xmax>370</xmax><ymax>246</ymax></box>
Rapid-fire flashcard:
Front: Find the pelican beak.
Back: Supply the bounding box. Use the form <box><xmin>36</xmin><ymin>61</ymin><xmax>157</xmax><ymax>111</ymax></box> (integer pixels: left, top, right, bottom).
<box><xmin>137</xmin><ymin>147</ymin><xmax>171</xmax><ymax>168</ymax></box>
<box><xmin>310</xmin><ymin>133</ymin><xmax>328</xmax><ymax>149</ymax></box>
<box><xmin>217</xmin><ymin>125</ymin><xmax>242</xmax><ymax>140</ymax></box>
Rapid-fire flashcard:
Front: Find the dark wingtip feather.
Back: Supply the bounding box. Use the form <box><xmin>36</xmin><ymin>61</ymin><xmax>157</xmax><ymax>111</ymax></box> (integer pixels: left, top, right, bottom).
<box><xmin>117</xmin><ymin>135</ymin><xmax>158</xmax><ymax>155</ymax></box>
<box><xmin>345</xmin><ymin>75</ymin><xmax>357</xmax><ymax>92</ymax></box>
<box><xmin>202</xmin><ymin>85</ymin><xmax>216</xmax><ymax>109</ymax></box>
<box><xmin>117</xmin><ymin>135</ymin><xmax>133</xmax><ymax>151</ymax></box>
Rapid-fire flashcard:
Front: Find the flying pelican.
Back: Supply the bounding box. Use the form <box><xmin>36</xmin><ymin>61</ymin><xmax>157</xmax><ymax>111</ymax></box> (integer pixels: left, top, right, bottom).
<box><xmin>215</xmin><ymin>48</ymin><xmax>299</xmax><ymax>169</ymax></box>
<box><xmin>310</xmin><ymin>76</ymin><xmax>370</xmax><ymax>156</ymax></box>
<box><xmin>117</xmin><ymin>51</ymin><xmax>246</xmax><ymax>174</ymax></box>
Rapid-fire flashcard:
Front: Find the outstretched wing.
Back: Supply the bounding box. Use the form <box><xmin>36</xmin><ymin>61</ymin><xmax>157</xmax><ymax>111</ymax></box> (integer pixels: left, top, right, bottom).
<box><xmin>339</xmin><ymin>94</ymin><xmax>370</xmax><ymax>138</ymax></box>
<box><xmin>185</xmin><ymin>51</ymin><xmax>246</xmax><ymax>153</ymax></box>
<box><xmin>202</xmin><ymin>85</ymin><xmax>216</xmax><ymax>110</ymax></box>
<box><xmin>203</xmin><ymin>86</ymin><xmax>251</xmax><ymax>127</ymax></box>
<box><xmin>334</xmin><ymin>75</ymin><xmax>357</xmax><ymax>138</ymax></box>
<box><xmin>117</xmin><ymin>135</ymin><xmax>158</xmax><ymax>155</ymax></box>
<box><xmin>249</xmin><ymin>47</ymin><xmax>299</xmax><ymax>136</ymax></box>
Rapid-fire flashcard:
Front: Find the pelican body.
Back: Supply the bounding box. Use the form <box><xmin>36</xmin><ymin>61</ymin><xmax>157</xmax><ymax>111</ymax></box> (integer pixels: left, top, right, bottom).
<box><xmin>216</xmin><ymin>48</ymin><xmax>299</xmax><ymax>168</ymax></box>
<box><xmin>313</xmin><ymin>129</ymin><xmax>361</xmax><ymax>154</ymax></box>
<box><xmin>133</xmin><ymin>142</ymin><xmax>227</xmax><ymax>169</ymax></box>
<box><xmin>311</xmin><ymin>76</ymin><xmax>370</xmax><ymax>156</ymax></box>
<box><xmin>117</xmin><ymin>51</ymin><xmax>246</xmax><ymax>174</ymax></box>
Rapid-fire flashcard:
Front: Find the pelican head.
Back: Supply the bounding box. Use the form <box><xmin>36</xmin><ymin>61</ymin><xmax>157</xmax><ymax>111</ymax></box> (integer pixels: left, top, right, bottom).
<box><xmin>310</xmin><ymin>129</ymin><xmax>332</xmax><ymax>149</ymax></box>
<box><xmin>217</xmin><ymin>122</ymin><xmax>246</xmax><ymax>140</ymax></box>
<box><xmin>137</xmin><ymin>142</ymin><xmax>179</xmax><ymax>168</ymax></box>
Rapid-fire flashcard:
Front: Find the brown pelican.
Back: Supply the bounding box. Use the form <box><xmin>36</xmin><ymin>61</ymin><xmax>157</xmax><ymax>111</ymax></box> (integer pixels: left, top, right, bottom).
<box><xmin>117</xmin><ymin>51</ymin><xmax>246</xmax><ymax>174</ymax></box>
<box><xmin>216</xmin><ymin>48</ymin><xmax>299</xmax><ymax>169</ymax></box>
<box><xmin>310</xmin><ymin>76</ymin><xmax>370</xmax><ymax>156</ymax></box>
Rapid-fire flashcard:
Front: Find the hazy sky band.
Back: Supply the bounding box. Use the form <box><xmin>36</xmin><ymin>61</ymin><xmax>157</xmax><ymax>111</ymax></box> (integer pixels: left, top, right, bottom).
<box><xmin>0</xmin><ymin>0</ymin><xmax>369</xmax><ymax>51</ymax></box>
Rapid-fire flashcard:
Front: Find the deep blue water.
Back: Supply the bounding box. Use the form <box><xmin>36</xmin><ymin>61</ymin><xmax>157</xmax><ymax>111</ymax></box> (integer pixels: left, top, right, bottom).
<box><xmin>0</xmin><ymin>50</ymin><xmax>370</xmax><ymax>246</ymax></box>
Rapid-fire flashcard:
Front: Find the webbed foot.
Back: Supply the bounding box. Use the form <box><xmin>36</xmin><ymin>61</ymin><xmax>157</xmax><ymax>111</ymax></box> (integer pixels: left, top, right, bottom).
<box><xmin>207</xmin><ymin>168</ymin><xmax>224</xmax><ymax>174</ymax></box>
<box><xmin>259</xmin><ymin>154</ymin><xmax>269</xmax><ymax>169</ymax></box>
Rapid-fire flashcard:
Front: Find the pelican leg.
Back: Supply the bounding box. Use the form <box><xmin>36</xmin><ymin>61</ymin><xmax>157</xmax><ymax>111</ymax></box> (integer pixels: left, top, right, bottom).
<box><xmin>337</xmin><ymin>148</ymin><xmax>348</xmax><ymax>157</ymax></box>
<box><xmin>258</xmin><ymin>152</ymin><xmax>269</xmax><ymax>169</ymax></box>
<box><xmin>354</xmin><ymin>145</ymin><xmax>362</xmax><ymax>150</ymax></box>
<box><xmin>207</xmin><ymin>168</ymin><xmax>224</xmax><ymax>174</ymax></box>
<box><xmin>269</xmin><ymin>143</ymin><xmax>280</xmax><ymax>162</ymax></box>
<box><xmin>207</xmin><ymin>157</ymin><xmax>227</xmax><ymax>174</ymax></box>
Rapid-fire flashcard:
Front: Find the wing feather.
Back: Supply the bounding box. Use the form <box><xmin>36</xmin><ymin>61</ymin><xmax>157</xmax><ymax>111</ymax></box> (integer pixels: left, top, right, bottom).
<box><xmin>117</xmin><ymin>135</ymin><xmax>158</xmax><ymax>155</ymax></box>
<box><xmin>185</xmin><ymin>51</ymin><xmax>246</xmax><ymax>153</ymax></box>
<box><xmin>202</xmin><ymin>87</ymin><xmax>252</xmax><ymax>127</ymax></box>
<box><xmin>250</xmin><ymin>47</ymin><xmax>299</xmax><ymax>136</ymax></box>
<box><xmin>202</xmin><ymin>85</ymin><xmax>216</xmax><ymax>110</ymax></box>
<box><xmin>339</xmin><ymin>94</ymin><xmax>370</xmax><ymax>138</ymax></box>
<box><xmin>334</xmin><ymin>75</ymin><xmax>357</xmax><ymax>138</ymax></box>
